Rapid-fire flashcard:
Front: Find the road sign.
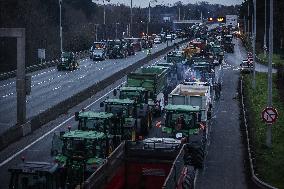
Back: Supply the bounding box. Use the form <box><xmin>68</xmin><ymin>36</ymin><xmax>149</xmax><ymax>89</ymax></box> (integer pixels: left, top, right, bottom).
<box><xmin>38</xmin><ymin>49</ymin><xmax>45</xmax><ymax>59</ymax></box>
<box><xmin>261</xmin><ymin>107</ymin><xmax>278</xmax><ymax>124</ymax></box>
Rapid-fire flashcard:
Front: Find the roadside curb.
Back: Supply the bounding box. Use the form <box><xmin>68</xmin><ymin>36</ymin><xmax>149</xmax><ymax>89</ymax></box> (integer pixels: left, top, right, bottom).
<box><xmin>240</xmin><ymin>76</ymin><xmax>278</xmax><ymax>189</ymax></box>
<box><xmin>0</xmin><ymin>39</ymin><xmax>189</xmax><ymax>151</ymax></box>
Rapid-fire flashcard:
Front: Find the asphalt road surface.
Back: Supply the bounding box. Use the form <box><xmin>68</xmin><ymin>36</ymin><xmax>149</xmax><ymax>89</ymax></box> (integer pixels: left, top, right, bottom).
<box><xmin>0</xmin><ymin>39</ymin><xmax>181</xmax><ymax>134</ymax></box>
<box><xmin>195</xmin><ymin>38</ymin><xmax>251</xmax><ymax>189</ymax></box>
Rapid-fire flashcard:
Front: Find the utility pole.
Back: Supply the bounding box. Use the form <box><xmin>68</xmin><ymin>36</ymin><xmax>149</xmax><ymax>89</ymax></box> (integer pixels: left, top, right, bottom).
<box><xmin>130</xmin><ymin>0</ymin><xmax>133</xmax><ymax>37</ymax></box>
<box><xmin>248</xmin><ymin>2</ymin><xmax>250</xmax><ymax>36</ymax></box>
<box><xmin>59</xmin><ymin>0</ymin><xmax>63</xmax><ymax>55</ymax></box>
<box><xmin>266</xmin><ymin>0</ymin><xmax>273</xmax><ymax>148</ymax></box>
<box><xmin>179</xmin><ymin>7</ymin><xmax>181</xmax><ymax>21</ymax></box>
<box><xmin>252</xmin><ymin>0</ymin><xmax>256</xmax><ymax>89</ymax></box>
<box><xmin>147</xmin><ymin>1</ymin><xmax>150</xmax><ymax>35</ymax></box>
<box><xmin>95</xmin><ymin>24</ymin><xmax>99</xmax><ymax>41</ymax></box>
<box><xmin>264</xmin><ymin>0</ymin><xmax>267</xmax><ymax>56</ymax></box>
<box><xmin>115</xmin><ymin>23</ymin><xmax>119</xmax><ymax>39</ymax></box>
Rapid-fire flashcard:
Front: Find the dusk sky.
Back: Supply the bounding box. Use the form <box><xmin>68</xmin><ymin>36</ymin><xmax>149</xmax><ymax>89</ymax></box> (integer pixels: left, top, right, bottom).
<box><xmin>96</xmin><ymin>0</ymin><xmax>243</xmax><ymax>7</ymax></box>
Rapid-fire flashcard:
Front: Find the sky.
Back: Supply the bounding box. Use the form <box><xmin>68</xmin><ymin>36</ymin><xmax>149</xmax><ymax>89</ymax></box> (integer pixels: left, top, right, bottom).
<box><xmin>97</xmin><ymin>0</ymin><xmax>243</xmax><ymax>8</ymax></box>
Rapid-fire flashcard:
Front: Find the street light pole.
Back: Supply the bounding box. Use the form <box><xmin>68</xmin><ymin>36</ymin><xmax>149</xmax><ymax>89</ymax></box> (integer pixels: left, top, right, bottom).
<box><xmin>130</xmin><ymin>0</ymin><xmax>133</xmax><ymax>37</ymax></box>
<box><xmin>266</xmin><ymin>0</ymin><xmax>273</xmax><ymax>148</ymax></box>
<box><xmin>252</xmin><ymin>0</ymin><xmax>256</xmax><ymax>89</ymax></box>
<box><xmin>264</xmin><ymin>0</ymin><xmax>267</xmax><ymax>56</ymax></box>
<box><xmin>147</xmin><ymin>1</ymin><xmax>150</xmax><ymax>35</ymax></box>
<box><xmin>116</xmin><ymin>23</ymin><xmax>119</xmax><ymax>39</ymax></box>
<box><xmin>59</xmin><ymin>0</ymin><xmax>63</xmax><ymax>54</ymax></box>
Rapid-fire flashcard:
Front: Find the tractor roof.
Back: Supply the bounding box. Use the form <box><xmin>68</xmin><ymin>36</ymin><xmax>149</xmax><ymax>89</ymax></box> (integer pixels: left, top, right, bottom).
<box><xmin>9</xmin><ymin>162</ymin><xmax>58</xmax><ymax>174</ymax></box>
<box><xmin>165</xmin><ymin>104</ymin><xmax>200</xmax><ymax>112</ymax></box>
<box><xmin>156</xmin><ymin>62</ymin><xmax>174</xmax><ymax>67</ymax></box>
<box><xmin>79</xmin><ymin>111</ymin><xmax>113</xmax><ymax>119</ymax></box>
<box><xmin>150</xmin><ymin>65</ymin><xmax>169</xmax><ymax>70</ymax></box>
<box><xmin>63</xmin><ymin>130</ymin><xmax>105</xmax><ymax>140</ymax></box>
<box><xmin>104</xmin><ymin>98</ymin><xmax>134</xmax><ymax>105</ymax></box>
<box><xmin>120</xmin><ymin>86</ymin><xmax>146</xmax><ymax>91</ymax></box>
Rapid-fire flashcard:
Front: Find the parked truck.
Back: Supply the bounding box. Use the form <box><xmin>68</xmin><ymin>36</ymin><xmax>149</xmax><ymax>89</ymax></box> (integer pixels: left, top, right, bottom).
<box><xmin>81</xmin><ymin>139</ymin><xmax>197</xmax><ymax>189</ymax></box>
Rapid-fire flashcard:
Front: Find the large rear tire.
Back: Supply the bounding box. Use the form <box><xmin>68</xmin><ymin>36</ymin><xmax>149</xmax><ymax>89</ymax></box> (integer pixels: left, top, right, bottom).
<box><xmin>184</xmin><ymin>142</ymin><xmax>205</xmax><ymax>169</ymax></box>
<box><xmin>182</xmin><ymin>166</ymin><xmax>196</xmax><ymax>189</ymax></box>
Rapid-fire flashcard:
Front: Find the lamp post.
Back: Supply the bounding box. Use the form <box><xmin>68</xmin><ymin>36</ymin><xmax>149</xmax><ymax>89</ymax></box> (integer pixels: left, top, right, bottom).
<box><xmin>147</xmin><ymin>0</ymin><xmax>157</xmax><ymax>35</ymax></box>
<box><xmin>252</xmin><ymin>0</ymin><xmax>256</xmax><ymax>89</ymax></box>
<box><xmin>266</xmin><ymin>0</ymin><xmax>273</xmax><ymax>148</ymax></box>
<box><xmin>116</xmin><ymin>23</ymin><xmax>120</xmax><ymax>39</ymax></box>
<box><xmin>130</xmin><ymin>0</ymin><xmax>133</xmax><ymax>37</ymax></box>
<box><xmin>59</xmin><ymin>0</ymin><xmax>63</xmax><ymax>55</ymax></box>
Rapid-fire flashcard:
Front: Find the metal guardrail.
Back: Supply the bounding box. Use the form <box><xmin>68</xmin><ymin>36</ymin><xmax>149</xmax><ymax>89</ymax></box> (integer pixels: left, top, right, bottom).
<box><xmin>162</xmin><ymin>145</ymin><xmax>185</xmax><ymax>189</ymax></box>
<box><xmin>0</xmin><ymin>50</ymin><xmax>89</xmax><ymax>80</ymax></box>
<box><xmin>240</xmin><ymin>77</ymin><xmax>278</xmax><ymax>189</ymax></box>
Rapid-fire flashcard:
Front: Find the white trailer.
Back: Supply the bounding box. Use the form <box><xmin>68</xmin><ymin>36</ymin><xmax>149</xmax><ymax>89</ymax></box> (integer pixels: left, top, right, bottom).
<box><xmin>168</xmin><ymin>83</ymin><xmax>212</xmax><ymax>122</ymax></box>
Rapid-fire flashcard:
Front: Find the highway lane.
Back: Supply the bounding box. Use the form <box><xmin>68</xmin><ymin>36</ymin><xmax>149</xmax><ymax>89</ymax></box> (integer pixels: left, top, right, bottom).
<box><xmin>0</xmin><ymin>39</ymin><xmax>180</xmax><ymax>133</ymax></box>
<box><xmin>0</xmin><ymin>49</ymin><xmax>181</xmax><ymax>189</ymax></box>
<box><xmin>195</xmin><ymin>38</ymin><xmax>251</xmax><ymax>189</ymax></box>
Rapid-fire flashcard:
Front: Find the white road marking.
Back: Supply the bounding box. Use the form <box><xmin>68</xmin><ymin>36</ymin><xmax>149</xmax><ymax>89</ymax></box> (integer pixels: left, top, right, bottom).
<box><xmin>0</xmin><ymin>81</ymin><xmax>125</xmax><ymax>167</ymax></box>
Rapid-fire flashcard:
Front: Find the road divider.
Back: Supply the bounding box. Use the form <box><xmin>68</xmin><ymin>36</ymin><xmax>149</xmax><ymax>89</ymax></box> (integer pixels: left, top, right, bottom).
<box><xmin>0</xmin><ymin>39</ymin><xmax>189</xmax><ymax>150</ymax></box>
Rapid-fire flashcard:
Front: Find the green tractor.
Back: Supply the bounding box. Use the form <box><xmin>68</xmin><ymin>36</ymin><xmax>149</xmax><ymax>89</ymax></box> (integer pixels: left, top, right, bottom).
<box><xmin>51</xmin><ymin>130</ymin><xmax>112</xmax><ymax>188</ymax></box>
<box><xmin>102</xmin><ymin>96</ymin><xmax>152</xmax><ymax>139</ymax></box>
<box><xmin>9</xmin><ymin>130</ymin><xmax>111</xmax><ymax>189</ymax></box>
<box><xmin>74</xmin><ymin>111</ymin><xmax>127</xmax><ymax>145</ymax></box>
<box><xmin>57</xmin><ymin>52</ymin><xmax>79</xmax><ymax>71</ymax></box>
<box><xmin>162</xmin><ymin>104</ymin><xmax>206</xmax><ymax>168</ymax></box>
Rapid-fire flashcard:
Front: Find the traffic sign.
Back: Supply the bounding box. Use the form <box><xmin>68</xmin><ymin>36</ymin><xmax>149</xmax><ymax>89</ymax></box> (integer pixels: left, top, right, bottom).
<box><xmin>261</xmin><ymin>107</ymin><xmax>278</xmax><ymax>124</ymax></box>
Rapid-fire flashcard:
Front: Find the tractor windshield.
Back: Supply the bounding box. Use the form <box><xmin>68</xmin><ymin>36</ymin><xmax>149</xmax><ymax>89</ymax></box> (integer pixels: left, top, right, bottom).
<box><xmin>79</xmin><ymin>118</ymin><xmax>105</xmax><ymax>131</ymax></box>
<box><xmin>119</xmin><ymin>90</ymin><xmax>144</xmax><ymax>102</ymax></box>
<box><xmin>63</xmin><ymin>138</ymin><xmax>106</xmax><ymax>158</ymax></box>
<box><xmin>106</xmin><ymin>104</ymin><xmax>134</xmax><ymax>117</ymax></box>
<box><xmin>166</xmin><ymin>112</ymin><xmax>196</xmax><ymax>130</ymax></box>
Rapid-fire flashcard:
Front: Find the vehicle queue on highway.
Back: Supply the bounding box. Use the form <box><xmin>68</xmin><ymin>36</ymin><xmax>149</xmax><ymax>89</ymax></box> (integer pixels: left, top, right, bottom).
<box><xmin>56</xmin><ymin>31</ymin><xmax>184</xmax><ymax>71</ymax></box>
<box><xmin>8</xmin><ymin>23</ymin><xmax>243</xmax><ymax>189</ymax></box>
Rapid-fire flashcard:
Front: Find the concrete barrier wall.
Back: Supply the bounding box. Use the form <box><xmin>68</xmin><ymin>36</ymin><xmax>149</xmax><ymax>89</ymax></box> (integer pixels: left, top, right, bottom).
<box><xmin>0</xmin><ymin>39</ymin><xmax>189</xmax><ymax>150</ymax></box>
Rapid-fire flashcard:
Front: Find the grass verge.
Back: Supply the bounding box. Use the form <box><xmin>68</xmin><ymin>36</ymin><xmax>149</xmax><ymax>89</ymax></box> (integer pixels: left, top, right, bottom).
<box><xmin>243</xmin><ymin>73</ymin><xmax>284</xmax><ymax>188</ymax></box>
<box><xmin>257</xmin><ymin>53</ymin><xmax>284</xmax><ymax>67</ymax></box>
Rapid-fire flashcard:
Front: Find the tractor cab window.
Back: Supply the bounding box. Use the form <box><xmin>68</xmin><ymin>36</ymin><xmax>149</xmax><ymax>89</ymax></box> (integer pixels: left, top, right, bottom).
<box><xmin>10</xmin><ymin>173</ymin><xmax>49</xmax><ymax>189</ymax></box>
<box><xmin>106</xmin><ymin>104</ymin><xmax>132</xmax><ymax>117</ymax></box>
<box><xmin>167</xmin><ymin>112</ymin><xmax>195</xmax><ymax>130</ymax></box>
<box><xmin>119</xmin><ymin>90</ymin><xmax>143</xmax><ymax>102</ymax></box>
<box><xmin>80</xmin><ymin>118</ymin><xmax>105</xmax><ymax>132</ymax></box>
<box><xmin>64</xmin><ymin>139</ymin><xmax>86</xmax><ymax>157</ymax></box>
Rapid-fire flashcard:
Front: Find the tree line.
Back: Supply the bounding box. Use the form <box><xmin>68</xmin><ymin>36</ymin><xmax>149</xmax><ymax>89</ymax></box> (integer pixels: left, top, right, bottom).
<box><xmin>0</xmin><ymin>0</ymin><xmax>238</xmax><ymax>73</ymax></box>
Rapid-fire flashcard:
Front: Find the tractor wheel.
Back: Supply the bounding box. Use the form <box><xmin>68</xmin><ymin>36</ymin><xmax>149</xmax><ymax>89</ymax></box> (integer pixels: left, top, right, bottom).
<box><xmin>182</xmin><ymin>166</ymin><xmax>196</xmax><ymax>189</ymax></box>
<box><xmin>140</xmin><ymin>117</ymin><xmax>148</xmax><ymax>136</ymax></box>
<box><xmin>184</xmin><ymin>143</ymin><xmax>205</xmax><ymax>169</ymax></box>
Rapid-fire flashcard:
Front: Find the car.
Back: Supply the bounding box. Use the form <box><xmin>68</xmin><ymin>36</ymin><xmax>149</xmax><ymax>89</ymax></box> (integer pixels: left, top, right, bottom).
<box><xmin>240</xmin><ymin>60</ymin><xmax>253</xmax><ymax>73</ymax></box>
<box><xmin>154</xmin><ymin>37</ymin><xmax>162</xmax><ymax>44</ymax></box>
<box><xmin>91</xmin><ymin>48</ymin><xmax>106</xmax><ymax>61</ymax></box>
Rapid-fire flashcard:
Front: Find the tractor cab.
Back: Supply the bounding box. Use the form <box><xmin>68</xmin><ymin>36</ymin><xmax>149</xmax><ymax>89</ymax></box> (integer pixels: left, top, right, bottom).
<box><xmin>51</xmin><ymin>130</ymin><xmax>110</xmax><ymax>188</ymax></box>
<box><xmin>162</xmin><ymin>104</ymin><xmax>201</xmax><ymax>139</ymax></box>
<box><xmin>57</xmin><ymin>52</ymin><xmax>79</xmax><ymax>71</ymax></box>
<box><xmin>75</xmin><ymin>111</ymin><xmax>114</xmax><ymax>132</ymax></box>
<box><xmin>118</xmin><ymin>87</ymin><xmax>148</xmax><ymax>104</ymax></box>
<box><xmin>103</xmin><ymin>98</ymin><xmax>138</xmax><ymax>140</ymax></box>
<box><xmin>9</xmin><ymin>162</ymin><xmax>62</xmax><ymax>189</ymax></box>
